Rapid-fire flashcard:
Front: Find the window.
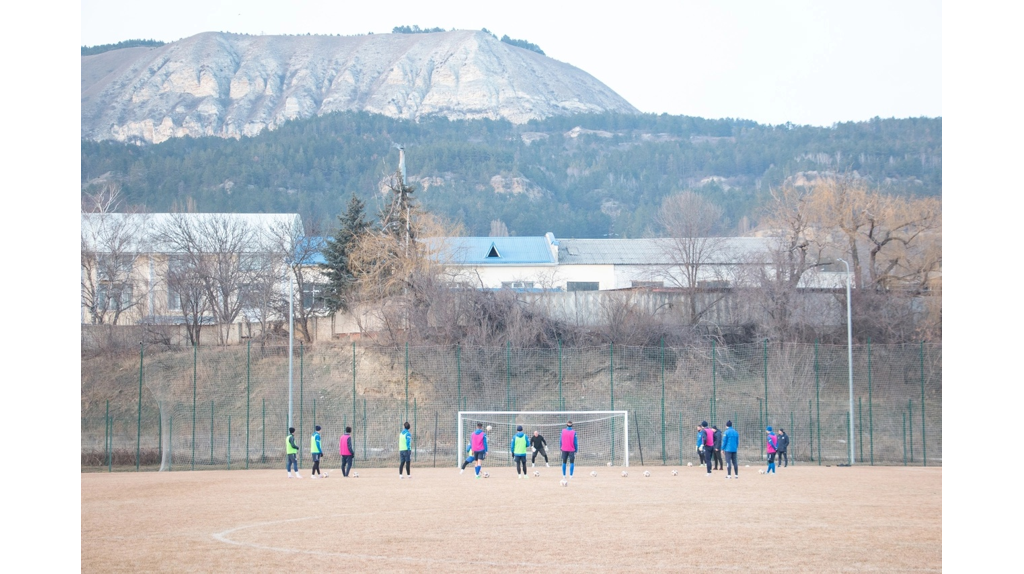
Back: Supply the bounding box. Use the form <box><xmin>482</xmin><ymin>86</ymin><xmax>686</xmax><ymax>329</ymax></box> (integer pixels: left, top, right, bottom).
<box><xmin>301</xmin><ymin>283</ymin><xmax>327</xmax><ymax>310</ymax></box>
<box><xmin>97</xmin><ymin>282</ymin><xmax>132</xmax><ymax>310</ymax></box>
<box><xmin>486</xmin><ymin>244</ymin><xmax>501</xmax><ymax>258</ymax></box>
<box><xmin>631</xmin><ymin>281</ymin><xmax>664</xmax><ymax>288</ymax></box>
<box><xmin>501</xmin><ymin>281</ymin><xmax>534</xmax><ymax>290</ymax></box>
<box><xmin>567</xmin><ymin>281</ymin><xmax>599</xmax><ymax>292</ymax></box>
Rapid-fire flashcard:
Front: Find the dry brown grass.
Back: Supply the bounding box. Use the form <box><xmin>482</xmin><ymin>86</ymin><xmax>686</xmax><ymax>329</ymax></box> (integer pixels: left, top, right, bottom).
<box><xmin>82</xmin><ymin>464</ymin><xmax>940</xmax><ymax>572</ymax></box>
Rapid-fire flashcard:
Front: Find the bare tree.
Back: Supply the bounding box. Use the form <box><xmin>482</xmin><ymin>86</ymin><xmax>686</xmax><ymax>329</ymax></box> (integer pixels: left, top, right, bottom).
<box><xmin>657</xmin><ymin>191</ymin><xmax>730</xmax><ymax>325</ymax></box>
<box><xmin>165</xmin><ymin>254</ymin><xmax>210</xmax><ymax>346</ymax></box>
<box><xmin>269</xmin><ymin>218</ymin><xmax>328</xmax><ymax>343</ymax></box>
<box><xmin>156</xmin><ymin>213</ymin><xmax>266</xmax><ymax>345</ymax></box>
<box><xmin>741</xmin><ymin>184</ymin><xmax>832</xmax><ymax>341</ymax></box>
<box><xmin>81</xmin><ymin>212</ymin><xmax>150</xmax><ymax>325</ymax></box>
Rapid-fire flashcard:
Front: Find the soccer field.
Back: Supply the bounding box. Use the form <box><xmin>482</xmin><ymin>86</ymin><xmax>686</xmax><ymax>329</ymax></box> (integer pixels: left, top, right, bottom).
<box><xmin>82</xmin><ymin>465</ymin><xmax>940</xmax><ymax>572</ymax></box>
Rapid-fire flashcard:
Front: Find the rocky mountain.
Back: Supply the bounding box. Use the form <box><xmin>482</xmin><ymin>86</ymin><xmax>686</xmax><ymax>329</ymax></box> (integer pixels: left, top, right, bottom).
<box><xmin>81</xmin><ymin>31</ymin><xmax>639</xmax><ymax>144</ymax></box>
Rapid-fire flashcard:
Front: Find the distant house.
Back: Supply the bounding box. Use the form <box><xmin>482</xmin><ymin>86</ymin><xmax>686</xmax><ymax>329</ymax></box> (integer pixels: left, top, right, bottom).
<box><xmin>433</xmin><ymin>234</ymin><xmax>844</xmax><ymax>292</ymax></box>
<box><xmin>81</xmin><ymin>213</ymin><xmax>303</xmax><ymax>329</ymax></box>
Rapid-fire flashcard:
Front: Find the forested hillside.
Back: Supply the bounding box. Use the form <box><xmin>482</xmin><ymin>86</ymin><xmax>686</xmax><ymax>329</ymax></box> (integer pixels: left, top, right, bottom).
<box><xmin>81</xmin><ymin>112</ymin><xmax>941</xmax><ymax>237</ymax></box>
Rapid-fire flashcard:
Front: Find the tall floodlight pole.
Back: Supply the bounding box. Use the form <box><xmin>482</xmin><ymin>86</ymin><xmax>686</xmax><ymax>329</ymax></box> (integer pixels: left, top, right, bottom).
<box><xmin>287</xmin><ymin>258</ymin><xmax>294</xmax><ymax>428</ymax></box>
<box><xmin>837</xmin><ymin>258</ymin><xmax>854</xmax><ymax>465</ymax></box>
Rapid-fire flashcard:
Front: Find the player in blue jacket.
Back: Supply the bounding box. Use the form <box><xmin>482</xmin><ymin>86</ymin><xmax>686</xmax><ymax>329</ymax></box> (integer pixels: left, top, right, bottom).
<box><xmin>399</xmin><ymin>422</ymin><xmax>412</xmax><ymax>479</ymax></box>
<box><xmin>722</xmin><ymin>420</ymin><xmax>740</xmax><ymax>478</ymax></box>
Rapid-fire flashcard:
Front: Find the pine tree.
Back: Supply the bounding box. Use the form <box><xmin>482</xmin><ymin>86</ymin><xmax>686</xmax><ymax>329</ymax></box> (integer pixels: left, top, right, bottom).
<box><xmin>320</xmin><ymin>193</ymin><xmax>370</xmax><ymax>312</ymax></box>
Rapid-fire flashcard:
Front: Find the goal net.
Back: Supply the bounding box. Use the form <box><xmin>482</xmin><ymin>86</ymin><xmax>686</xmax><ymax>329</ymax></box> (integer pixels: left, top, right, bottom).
<box><xmin>457</xmin><ymin>411</ymin><xmax>629</xmax><ymax>468</ymax></box>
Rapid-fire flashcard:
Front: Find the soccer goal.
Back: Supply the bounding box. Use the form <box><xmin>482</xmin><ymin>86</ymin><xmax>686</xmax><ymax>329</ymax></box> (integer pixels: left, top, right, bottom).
<box><xmin>457</xmin><ymin>411</ymin><xmax>629</xmax><ymax>468</ymax></box>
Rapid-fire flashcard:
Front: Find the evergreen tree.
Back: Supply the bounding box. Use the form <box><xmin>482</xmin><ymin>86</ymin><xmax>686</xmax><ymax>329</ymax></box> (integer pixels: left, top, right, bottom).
<box><xmin>320</xmin><ymin>193</ymin><xmax>370</xmax><ymax>312</ymax></box>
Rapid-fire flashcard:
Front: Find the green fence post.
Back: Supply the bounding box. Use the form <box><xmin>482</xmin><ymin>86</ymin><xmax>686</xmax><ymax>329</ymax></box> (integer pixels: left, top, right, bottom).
<box><xmin>405</xmin><ymin>342</ymin><xmax>410</xmax><ymax>421</ymax></box>
<box><xmin>868</xmin><ymin>337</ymin><xmax>873</xmax><ymax>466</ymax></box>
<box><xmin>903</xmin><ymin>411</ymin><xmax>907</xmax><ymax>466</ymax></box>
<box><xmin>262</xmin><ymin>398</ymin><xmax>266</xmax><ymax>463</ymax></box>
<box><xmin>210</xmin><ymin>401</ymin><xmax>214</xmax><ymax>465</ymax></box>
<box><xmin>137</xmin><ymin>342</ymin><xmax>143</xmax><ymax>472</ymax></box>
<box><xmin>299</xmin><ymin>342</ymin><xmax>304</xmax><ymax>469</ymax></box>
<box><xmin>679</xmin><ymin>413</ymin><xmax>683</xmax><ymax>465</ymax></box>
<box><xmin>558</xmin><ymin>339</ymin><xmax>563</xmax><ymax>411</ymax></box>
<box><xmin>610</xmin><ymin>342</ymin><xmax>615</xmax><ymax>466</ymax></box>
<box><xmin>809</xmin><ymin>399</ymin><xmax>814</xmax><ymax>462</ymax></box>
<box><xmin>506</xmin><ymin>341</ymin><xmax>512</xmax><ymax>410</ymax></box>
<box><xmin>815</xmin><ymin>340</ymin><xmax>821</xmax><ymax>466</ymax></box>
<box><xmin>168</xmin><ymin>416</ymin><xmax>172</xmax><ymax>471</ymax></box>
<box><xmin>758</xmin><ymin>398</ymin><xmax>764</xmax><ymax>460</ymax></box>
<box><xmin>845</xmin><ymin>412</ymin><xmax>851</xmax><ymax>461</ymax></box>
<box><xmin>312</xmin><ymin>398</ymin><xmax>316</xmax><ymax>434</ymax></box>
<box><xmin>763</xmin><ymin>339</ymin><xmax>769</xmax><ymax>424</ymax></box>
<box><xmin>246</xmin><ymin>339</ymin><xmax>250</xmax><ymax>470</ymax></box>
<box><xmin>920</xmin><ymin>341</ymin><xmax>926</xmax><ymax>467</ymax></box>
<box><xmin>711</xmin><ymin>339</ymin><xmax>716</xmax><ymax>425</ymax></box>
<box><xmin>661</xmin><ymin>337</ymin><xmax>666</xmax><ymax>465</ymax></box>
<box><xmin>790</xmin><ymin>411</ymin><xmax>795</xmax><ymax>466</ymax></box>
<box><xmin>192</xmin><ymin>343</ymin><xmax>197</xmax><ymax>471</ymax></box>
<box><xmin>105</xmin><ymin>401</ymin><xmax>110</xmax><ymax>472</ymax></box>
<box><xmin>456</xmin><ymin>344</ymin><xmax>461</xmax><ymax>413</ymax></box>
<box><xmin>908</xmin><ymin>399</ymin><xmax>914</xmax><ymax>462</ymax></box>
<box><xmin>227</xmin><ymin>415</ymin><xmax>231</xmax><ymax>470</ymax></box>
<box><xmin>353</xmin><ymin>342</ymin><xmax>357</xmax><ymax>434</ymax></box>
<box><xmin>414</xmin><ymin>397</ymin><xmax>418</xmax><ymax>462</ymax></box>
<box><xmin>858</xmin><ymin>397</ymin><xmax>863</xmax><ymax>463</ymax></box>
<box><xmin>362</xmin><ymin>398</ymin><xmax>367</xmax><ymax>459</ymax></box>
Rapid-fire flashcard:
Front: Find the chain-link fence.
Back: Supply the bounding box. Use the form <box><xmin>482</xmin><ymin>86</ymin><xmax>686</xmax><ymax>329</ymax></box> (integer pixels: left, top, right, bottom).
<box><xmin>81</xmin><ymin>340</ymin><xmax>941</xmax><ymax>471</ymax></box>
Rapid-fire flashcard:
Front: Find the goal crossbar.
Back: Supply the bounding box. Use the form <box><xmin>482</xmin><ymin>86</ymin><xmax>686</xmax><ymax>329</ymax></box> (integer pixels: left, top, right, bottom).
<box><xmin>457</xmin><ymin>410</ymin><xmax>629</xmax><ymax>468</ymax></box>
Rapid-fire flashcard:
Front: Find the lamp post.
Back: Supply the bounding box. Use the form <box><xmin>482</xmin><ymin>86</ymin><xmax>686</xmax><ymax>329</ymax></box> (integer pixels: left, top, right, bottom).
<box><xmin>837</xmin><ymin>258</ymin><xmax>854</xmax><ymax>465</ymax></box>
<box><xmin>286</xmin><ymin>258</ymin><xmax>294</xmax><ymax>429</ymax></box>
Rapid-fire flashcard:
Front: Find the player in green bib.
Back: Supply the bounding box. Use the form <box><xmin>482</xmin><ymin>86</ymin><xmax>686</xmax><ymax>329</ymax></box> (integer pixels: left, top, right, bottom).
<box><xmin>511</xmin><ymin>425</ymin><xmax>530</xmax><ymax>478</ymax></box>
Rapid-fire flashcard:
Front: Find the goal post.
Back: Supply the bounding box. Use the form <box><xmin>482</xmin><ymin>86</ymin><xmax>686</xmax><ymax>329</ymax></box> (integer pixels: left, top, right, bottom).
<box><xmin>457</xmin><ymin>411</ymin><xmax>629</xmax><ymax>468</ymax></box>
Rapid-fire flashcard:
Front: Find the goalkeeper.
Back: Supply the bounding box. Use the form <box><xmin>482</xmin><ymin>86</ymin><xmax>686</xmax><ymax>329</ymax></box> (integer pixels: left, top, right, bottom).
<box><xmin>530</xmin><ymin>430</ymin><xmax>549</xmax><ymax>467</ymax></box>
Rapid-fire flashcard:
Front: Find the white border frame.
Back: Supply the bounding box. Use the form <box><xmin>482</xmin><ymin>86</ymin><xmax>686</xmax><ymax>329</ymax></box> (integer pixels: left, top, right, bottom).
<box><xmin>457</xmin><ymin>410</ymin><xmax>629</xmax><ymax>468</ymax></box>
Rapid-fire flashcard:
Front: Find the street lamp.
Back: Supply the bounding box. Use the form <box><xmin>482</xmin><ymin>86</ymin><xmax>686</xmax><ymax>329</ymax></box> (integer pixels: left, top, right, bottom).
<box><xmin>837</xmin><ymin>258</ymin><xmax>854</xmax><ymax>465</ymax></box>
<box><xmin>286</xmin><ymin>258</ymin><xmax>294</xmax><ymax>429</ymax></box>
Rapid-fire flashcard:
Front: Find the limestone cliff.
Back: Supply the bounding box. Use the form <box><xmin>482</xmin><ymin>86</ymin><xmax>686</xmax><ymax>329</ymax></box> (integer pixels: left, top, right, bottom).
<box><xmin>82</xmin><ymin>31</ymin><xmax>638</xmax><ymax>143</ymax></box>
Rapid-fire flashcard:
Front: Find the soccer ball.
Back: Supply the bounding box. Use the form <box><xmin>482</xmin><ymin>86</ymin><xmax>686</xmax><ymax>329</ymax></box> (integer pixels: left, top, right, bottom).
<box><xmin>590</xmin><ymin>471</ymin><xmax>597</xmax><ymax>477</ymax></box>
<box><xmin>671</xmin><ymin>470</ymin><xmax>678</xmax><ymax>476</ymax></box>
<box><xmin>621</xmin><ymin>471</ymin><xmax>628</xmax><ymax>477</ymax></box>
<box><xmin>745</xmin><ymin>465</ymin><xmax>750</xmax><ymax>468</ymax></box>
<box><xmin>687</xmin><ymin>462</ymin><xmax>692</xmax><ymax>467</ymax></box>
<box><xmin>607</xmin><ymin>462</ymin><xmax>612</xmax><ymax>467</ymax></box>
<box><xmin>560</xmin><ymin>479</ymin><xmax>568</xmax><ymax>487</ymax></box>
<box><xmin>483</xmin><ymin>472</ymin><xmax>490</xmax><ymax>478</ymax></box>
<box><xmin>486</xmin><ymin>425</ymin><xmax>492</xmax><ymax>431</ymax></box>
<box><xmin>534</xmin><ymin>471</ymin><xmax>540</xmax><ymax>477</ymax></box>
<box><xmin>643</xmin><ymin>470</ymin><xmax>651</xmax><ymax>477</ymax></box>
<box><xmin>322</xmin><ymin>472</ymin><xmax>329</xmax><ymax>478</ymax></box>
<box><xmin>758</xmin><ymin>469</ymin><xmax>765</xmax><ymax>474</ymax></box>
<box><xmin>353</xmin><ymin>472</ymin><xmax>359</xmax><ymax>478</ymax></box>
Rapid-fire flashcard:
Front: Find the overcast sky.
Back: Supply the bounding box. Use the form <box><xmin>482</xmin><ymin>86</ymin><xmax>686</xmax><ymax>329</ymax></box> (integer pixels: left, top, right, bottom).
<box><xmin>81</xmin><ymin>0</ymin><xmax>941</xmax><ymax>127</ymax></box>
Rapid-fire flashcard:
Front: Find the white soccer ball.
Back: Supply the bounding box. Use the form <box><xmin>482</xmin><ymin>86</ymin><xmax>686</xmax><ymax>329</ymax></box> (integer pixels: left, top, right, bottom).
<box><xmin>758</xmin><ymin>469</ymin><xmax>765</xmax><ymax>474</ymax></box>
<box><xmin>672</xmin><ymin>470</ymin><xmax>679</xmax><ymax>476</ymax></box>
<box><xmin>590</xmin><ymin>471</ymin><xmax>597</xmax><ymax>477</ymax></box>
<box><xmin>607</xmin><ymin>462</ymin><xmax>612</xmax><ymax>467</ymax></box>
<box><xmin>534</xmin><ymin>470</ymin><xmax>540</xmax><ymax>477</ymax></box>
<box><xmin>643</xmin><ymin>470</ymin><xmax>651</xmax><ymax>477</ymax></box>
<box><xmin>486</xmin><ymin>425</ymin><xmax>492</xmax><ymax>431</ymax></box>
<box><xmin>745</xmin><ymin>464</ymin><xmax>750</xmax><ymax>468</ymax></box>
<box><xmin>483</xmin><ymin>472</ymin><xmax>490</xmax><ymax>478</ymax></box>
<box><xmin>621</xmin><ymin>471</ymin><xmax>628</xmax><ymax>477</ymax></box>
<box><xmin>322</xmin><ymin>473</ymin><xmax>329</xmax><ymax>478</ymax></box>
<box><xmin>353</xmin><ymin>472</ymin><xmax>359</xmax><ymax>478</ymax></box>
<box><xmin>687</xmin><ymin>462</ymin><xmax>692</xmax><ymax>467</ymax></box>
<box><xmin>560</xmin><ymin>479</ymin><xmax>568</xmax><ymax>487</ymax></box>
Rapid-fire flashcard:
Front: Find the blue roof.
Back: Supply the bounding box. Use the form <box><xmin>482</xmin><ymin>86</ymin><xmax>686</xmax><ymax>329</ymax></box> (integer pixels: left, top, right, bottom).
<box><xmin>296</xmin><ymin>236</ymin><xmax>327</xmax><ymax>265</ymax></box>
<box><xmin>435</xmin><ymin>236</ymin><xmax>556</xmax><ymax>265</ymax></box>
